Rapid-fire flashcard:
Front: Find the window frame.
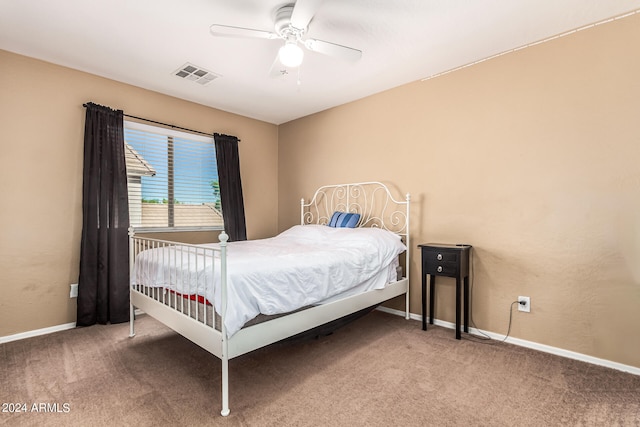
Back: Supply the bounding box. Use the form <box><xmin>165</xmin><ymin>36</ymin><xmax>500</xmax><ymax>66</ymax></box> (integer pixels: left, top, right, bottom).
<box><xmin>124</xmin><ymin>120</ymin><xmax>223</xmax><ymax>233</ymax></box>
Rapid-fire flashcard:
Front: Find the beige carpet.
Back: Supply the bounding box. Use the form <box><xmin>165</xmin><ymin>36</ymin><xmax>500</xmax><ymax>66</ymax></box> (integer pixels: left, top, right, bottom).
<box><xmin>1</xmin><ymin>311</ymin><xmax>639</xmax><ymax>426</ymax></box>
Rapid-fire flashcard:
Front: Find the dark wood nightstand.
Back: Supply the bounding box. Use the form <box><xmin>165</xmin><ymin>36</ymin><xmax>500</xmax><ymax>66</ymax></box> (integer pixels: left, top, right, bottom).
<box><xmin>418</xmin><ymin>243</ymin><xmax>472</xmax><ymax>340</ymax></box>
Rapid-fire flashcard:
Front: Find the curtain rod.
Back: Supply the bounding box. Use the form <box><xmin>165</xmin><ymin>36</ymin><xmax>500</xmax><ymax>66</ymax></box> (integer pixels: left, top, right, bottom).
<box><xmin>82</xmin><ymin>103</ymin><xmax>238</xmax><ymax>140</ymax></box>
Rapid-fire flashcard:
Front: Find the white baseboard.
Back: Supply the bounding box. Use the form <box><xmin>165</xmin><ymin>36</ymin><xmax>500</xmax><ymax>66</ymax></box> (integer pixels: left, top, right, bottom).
<box><xmin>0</xmin><ymin>310</ymin><xmax>147</xmax><ymax>345</ymax></box>
<box><xmin>376</xmin><ymin>306</ymin><xmax>640</xmax><ymax>376</ymax></box>
<box><xmin>0</xmin><ymin>322</ymin><xmax>77</xmax><ymax>344</ymax></box>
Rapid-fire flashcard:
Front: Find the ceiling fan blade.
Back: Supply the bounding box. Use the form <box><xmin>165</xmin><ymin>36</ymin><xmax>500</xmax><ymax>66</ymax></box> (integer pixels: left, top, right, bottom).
<box><xmin>304</xmin><ymin>38</ymin><xmax>362</xmax><ymax>62</ymax></box>
<box><xmin>209</xmin><ymin>24</ymin><xmax>278</xmax><ymax>40</ymax></box>
<box><xmin>290</xmin><ymin>0</ymin><xmax>324</xmax><ymax>30</ymax></box>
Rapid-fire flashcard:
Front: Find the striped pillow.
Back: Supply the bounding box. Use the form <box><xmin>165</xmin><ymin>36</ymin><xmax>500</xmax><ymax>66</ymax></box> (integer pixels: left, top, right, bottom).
<box><xmin>328</xmin><ymin>211</ymin><xmax>361</xmax><ymax>228</ymax></box>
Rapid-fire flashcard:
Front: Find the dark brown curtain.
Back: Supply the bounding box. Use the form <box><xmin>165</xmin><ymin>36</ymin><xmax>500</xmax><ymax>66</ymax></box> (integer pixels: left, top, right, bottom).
<box><xmin>77</xmin><ymin>103</ymin><xmax>130</xmax><ymax>326</ymax></box>
<box><xmin>214</xmin><ymin>133</ymin><xmax>247</xmax><ymax>241</ymax></box>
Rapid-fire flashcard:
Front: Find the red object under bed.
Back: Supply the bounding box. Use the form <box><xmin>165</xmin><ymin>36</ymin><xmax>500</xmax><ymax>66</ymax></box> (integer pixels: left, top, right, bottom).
<box><xmin>169</xmin><ymin>289</ymin><xmax>212</xmax><ymax>306</ymax></box>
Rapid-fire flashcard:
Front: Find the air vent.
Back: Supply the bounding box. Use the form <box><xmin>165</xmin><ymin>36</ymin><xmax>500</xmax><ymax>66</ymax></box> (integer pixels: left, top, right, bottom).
<box><xmin>173</xmin><ymin>63</ymin><xmax>221</xmax><ymax>86</ymax></box>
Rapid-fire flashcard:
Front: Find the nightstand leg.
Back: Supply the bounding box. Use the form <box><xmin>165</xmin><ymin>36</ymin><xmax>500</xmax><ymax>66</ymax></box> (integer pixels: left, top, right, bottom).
<box><xmin>455</xmin><ymin>277</ymin><xmax>461</xmax><ymax>340</ymax></box>
<box><xmin>422</xmin><ymin>273</ymin><xmax>427</xmax><ymax>331</ymax></box>
<box><xmin>463</xmin><ymin>276</ymin><xmax>469</xmax><ymax>333</ymax></box>
<box><xmin>429</xmin><ymin>275</ymin><xmax>435</xmax><ymax>325</ymax></box>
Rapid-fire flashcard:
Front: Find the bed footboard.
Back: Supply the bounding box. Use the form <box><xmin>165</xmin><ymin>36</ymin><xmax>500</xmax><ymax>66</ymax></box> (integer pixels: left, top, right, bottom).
<box><xmin>128</xmin><ymin>230</ymin><xmax>229</xmax><ymax>352</ymax></box>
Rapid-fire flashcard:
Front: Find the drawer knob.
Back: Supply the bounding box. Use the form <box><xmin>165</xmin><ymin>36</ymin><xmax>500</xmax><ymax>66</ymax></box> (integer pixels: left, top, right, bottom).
<box><xmin>437</xmin><ymin>253</ymin><xmax>443</xmax><ymax>261</ymax></box>
<box><xmin>437</xmin><ymin>266</ymin><xmax>443</xmax><ymax>273</ymax></box>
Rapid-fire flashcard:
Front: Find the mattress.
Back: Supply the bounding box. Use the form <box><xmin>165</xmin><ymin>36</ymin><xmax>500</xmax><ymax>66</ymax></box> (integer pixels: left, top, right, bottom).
<box><xmin>131</xmin><ymin>224</ymin><xmax>406</xmax><ymax>337</ymax></box>
<box><xmin>134</xmin><ymin>256</ymin><xmax>401</xmax><ymax>332</ymax></box>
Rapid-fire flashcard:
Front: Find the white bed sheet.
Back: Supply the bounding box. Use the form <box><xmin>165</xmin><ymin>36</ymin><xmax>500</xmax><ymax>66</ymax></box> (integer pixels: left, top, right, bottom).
<box><xmin>131</xmin><ymin>225</ymin><xmax>406</xmax><ymax>337</ymax></box>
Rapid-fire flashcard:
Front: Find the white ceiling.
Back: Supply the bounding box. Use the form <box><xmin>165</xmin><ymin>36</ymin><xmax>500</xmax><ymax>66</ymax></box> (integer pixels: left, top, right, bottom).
<box><xmin>1</xmin><ymin>0</ymin><xmax>639</xmax><ymax>124</ymax></box>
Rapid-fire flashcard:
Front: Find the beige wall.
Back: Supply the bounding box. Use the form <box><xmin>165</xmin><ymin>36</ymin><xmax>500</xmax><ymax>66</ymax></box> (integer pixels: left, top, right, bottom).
<box><xmin>0</xmin><ymin>50</ymin><xmax>278</xmax><ymax>336</ymax></box>
<box><xmin>278</xmin><ymin>14</ymin><xmax>640</xmax><ymax>368</ymax></box>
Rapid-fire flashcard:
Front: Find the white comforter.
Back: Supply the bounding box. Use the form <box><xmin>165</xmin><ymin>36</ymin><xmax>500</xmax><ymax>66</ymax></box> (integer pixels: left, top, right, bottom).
<box><xmin>131</xmin><ymin>225</ymin><xmax>406</xmax><ymax>337</ymax></box>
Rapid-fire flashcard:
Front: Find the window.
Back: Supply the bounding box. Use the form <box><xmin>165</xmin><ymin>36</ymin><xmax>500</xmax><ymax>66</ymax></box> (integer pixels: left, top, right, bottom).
<box><xmin>124</xmin><ymin>121</ymin><xmax>223</xmax><ymax>231</ymax></box>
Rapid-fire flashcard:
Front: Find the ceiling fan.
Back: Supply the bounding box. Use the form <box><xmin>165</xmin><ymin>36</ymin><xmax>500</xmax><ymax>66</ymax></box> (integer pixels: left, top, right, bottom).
<box><xmin>209</xmin><ymin>0</ymin><xmax>362</xmax><ymax>75</ymax></box>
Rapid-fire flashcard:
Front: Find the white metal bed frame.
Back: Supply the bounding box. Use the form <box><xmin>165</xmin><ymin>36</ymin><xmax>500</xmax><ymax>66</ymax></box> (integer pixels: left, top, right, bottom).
<box><xmin>129</xmin><ymin>181</ymin><xmax>410</xmax><ymax>416</ymax></box>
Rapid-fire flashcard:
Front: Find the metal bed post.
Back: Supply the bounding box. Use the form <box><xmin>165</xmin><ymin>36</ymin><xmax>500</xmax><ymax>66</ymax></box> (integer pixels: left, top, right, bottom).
<box><xmin>404</xmin><ymin>193</ymin><xmax>411</xmax><ymax>320</ymax></box>
<box><xmin>128</xmin><ymin>227</ymin><xmax>136</xmax><ymax>338</ymax></box>
<box><xmin>218</xmin><ymin>230</ymin><xmax>231</xmax><ymax>417</ymax></box>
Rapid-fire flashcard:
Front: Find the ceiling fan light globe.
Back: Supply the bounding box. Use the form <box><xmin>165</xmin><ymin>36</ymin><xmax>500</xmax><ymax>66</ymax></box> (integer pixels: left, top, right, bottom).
<box><xmin>279</xmin><ymin>43</ymin><xmax>304</xmax><ymax>67</ymax></box>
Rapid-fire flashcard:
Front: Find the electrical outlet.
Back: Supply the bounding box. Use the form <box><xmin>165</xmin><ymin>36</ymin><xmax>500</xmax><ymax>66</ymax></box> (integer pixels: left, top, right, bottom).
<box><xmin>70</xmin><ymin>283</ymin><xmax>78</xmax><ymax>298</ymax></box>
<box><xmin>518</xmin><ymin>296</ymin><xmax>530</xmax><ymax>313</ymax></box>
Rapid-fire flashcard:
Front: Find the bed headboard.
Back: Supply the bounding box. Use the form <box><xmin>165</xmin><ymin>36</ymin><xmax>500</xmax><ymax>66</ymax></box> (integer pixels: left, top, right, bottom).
<box><xmin>300</xmin><ymin>181</ymin><xmax>410</xmax><ymax>242</ymax></box>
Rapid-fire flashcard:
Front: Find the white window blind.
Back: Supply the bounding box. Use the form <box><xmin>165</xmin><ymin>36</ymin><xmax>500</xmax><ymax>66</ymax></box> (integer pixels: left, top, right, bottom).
<box><xmin>124</xmin><ymin>121</ymin><xmax>223</xmax><ymax>231</ymax></box>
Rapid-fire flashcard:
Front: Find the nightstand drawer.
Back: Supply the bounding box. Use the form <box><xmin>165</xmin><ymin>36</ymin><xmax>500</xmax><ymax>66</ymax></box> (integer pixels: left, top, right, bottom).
<box><xmin>424</xmin><ymin>262</ymin><xmax>458</xmax><ymax>276</ymax></box>
<box><xmin>423</xmin><ymin>249</ymin><xmax>459</xmax><ymax>277</ymax></box>
<box><xmin>424</xmin><ymin>250</ymin><xmax>458</xmax><ymax>263</ymax></box>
